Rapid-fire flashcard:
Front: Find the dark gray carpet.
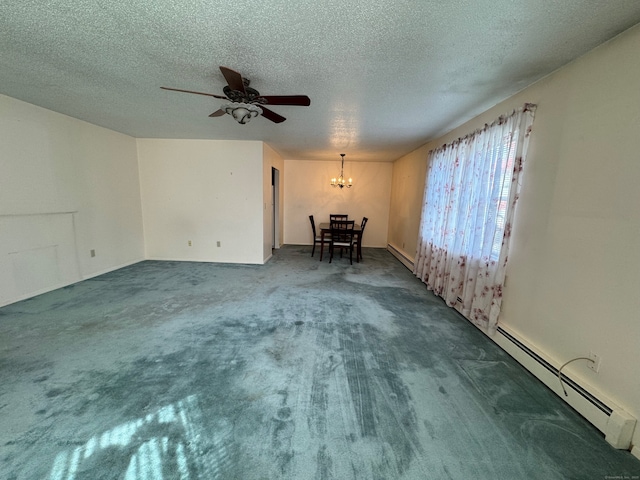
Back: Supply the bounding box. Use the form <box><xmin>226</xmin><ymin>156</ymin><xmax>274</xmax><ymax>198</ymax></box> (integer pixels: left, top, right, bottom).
<box><xmin>1</xmin><ymin>246</ymin><xmax>638</xmax><ymax>479</ymax></box>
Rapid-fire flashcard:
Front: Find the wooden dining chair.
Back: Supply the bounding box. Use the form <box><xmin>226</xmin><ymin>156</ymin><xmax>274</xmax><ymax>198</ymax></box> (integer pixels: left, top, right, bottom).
<box><xmin>329</xmin><ymin>220</ymin><xmax>355</xmax><ymax>264</ymax></box>
<box><xmin>353</xmin><ymin>217</ymin><xmax>368</xmax><ymax>262</ymax></box>
<box><xmin>330</xmin><ymin>215</ymin><xmax>348</xmax><ymax>242</ymax></box>
<box><xmin>330</xmin><ymin>217</ymin><xmax>348</xmax><ymax>241</ymax></box>
<box><xmin>309</xmin><ymin>215</ymin><xmax>324</xmax><ymax>258</ymax></box>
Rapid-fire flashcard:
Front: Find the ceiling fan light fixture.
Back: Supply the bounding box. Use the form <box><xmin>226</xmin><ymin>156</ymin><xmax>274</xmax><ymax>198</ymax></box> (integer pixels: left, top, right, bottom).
<box><xmin>161</xmin><ymin>66</ymin><xmax>310</xmax><ymax>124</ymax></box>
<box><xmin>222</xmin><ymin>102</ymin><xmax>263</xmax><ymax>124</ymax></box>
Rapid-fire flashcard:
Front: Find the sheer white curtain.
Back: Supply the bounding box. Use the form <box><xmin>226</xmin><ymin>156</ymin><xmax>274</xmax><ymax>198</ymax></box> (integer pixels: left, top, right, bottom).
<box><xmin>414</xmin><ymin>104</ymin><xmax>536</xmax><ymax>334</ymax></box>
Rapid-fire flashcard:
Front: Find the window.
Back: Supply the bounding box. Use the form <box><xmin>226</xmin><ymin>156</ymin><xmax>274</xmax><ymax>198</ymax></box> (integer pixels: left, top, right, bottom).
<box><xmin>489</xmin><ymin>133</ymin><xmax>517</xmax><ymax>261</ymax></box>
<box><xmin>414</xmin><ymin>104</ymin><xmax>535</xmax><ymax>333</ymax></box>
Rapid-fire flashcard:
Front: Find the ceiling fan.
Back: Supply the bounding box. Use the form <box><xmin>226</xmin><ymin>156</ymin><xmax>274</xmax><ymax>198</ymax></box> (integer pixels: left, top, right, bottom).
<box><xmin>161</xmin><ymin>66</ymin><xmax>311</xmax><ymax>124</ymax></box>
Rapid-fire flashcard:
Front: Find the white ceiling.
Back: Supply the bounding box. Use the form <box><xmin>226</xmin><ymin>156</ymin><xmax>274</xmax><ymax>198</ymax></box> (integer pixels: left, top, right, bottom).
<box><xmin>2</xmin><ymin>1</ymin><xmax>640</xmax><ymax>162</ymax></box>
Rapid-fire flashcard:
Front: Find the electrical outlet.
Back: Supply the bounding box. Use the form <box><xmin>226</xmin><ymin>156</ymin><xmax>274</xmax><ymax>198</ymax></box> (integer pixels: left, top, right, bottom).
<box><xmin>188</xmin><ymin>240</ymin><xmax>192</xmax><ymax>246</ymax></box>
<box><xmin>217</xmin><ymin>241</ymin><xmax>221</xmax><ymax>247</ymax></box>
<box><xmin>90</xmin><ymin>249</ymin><xmax>96</xmax><ymax>257</ymax></box>
<box><xmin>588</xmin><ymin>351</ymin><xmax>601</xmax><ymax>372</ymax></box>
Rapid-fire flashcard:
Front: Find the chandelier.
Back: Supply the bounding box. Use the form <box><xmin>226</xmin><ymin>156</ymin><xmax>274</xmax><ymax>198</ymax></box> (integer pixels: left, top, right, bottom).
<box><xmin>330</xmin><ymin>153</ymin><xmax>352</xmax><ymax>189</ymax></box>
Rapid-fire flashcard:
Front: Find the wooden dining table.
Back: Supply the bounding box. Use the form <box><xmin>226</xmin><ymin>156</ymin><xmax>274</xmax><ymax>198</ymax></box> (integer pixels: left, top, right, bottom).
<box><xmin>318</xmin><ymin>222</ymin><xmax>363</xmax><ymax>262</ymax></box>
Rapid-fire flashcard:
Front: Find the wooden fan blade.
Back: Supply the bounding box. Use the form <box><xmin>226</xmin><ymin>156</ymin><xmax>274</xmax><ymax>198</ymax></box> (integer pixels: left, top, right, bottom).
<box><xmin>260</xmin><ymin>106</ymin><xmax>286</xmax><ymax>123</ymax></box>
<box><xmin>209</xmin><ymin>109</ymin><xmax>226</xmax><ymax>117</ymax></box>
<box><xmin>259</xmin><ymin>95</ymin><xmax>311</xmax><ymax>106</ymax></box>
<box><xmin>219</xmin><ymin>66</ymin><xmax>246</xmax><ymax>93</ymax></box>
<box><xmin>161</xmin><ymin>86</ymin><xmax>227</xmax><ymax>99</ymax></box>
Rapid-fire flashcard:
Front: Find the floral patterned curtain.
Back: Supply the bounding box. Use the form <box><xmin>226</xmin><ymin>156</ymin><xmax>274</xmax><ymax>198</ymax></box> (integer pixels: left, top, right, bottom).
<box><xmin>414</xmin><ymin>104</ymin><xmax>536</xmax><ymax>334</ymax></box>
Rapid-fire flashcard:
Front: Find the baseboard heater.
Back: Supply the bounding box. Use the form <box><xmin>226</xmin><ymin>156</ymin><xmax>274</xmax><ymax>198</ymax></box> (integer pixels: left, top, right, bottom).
<box><xmin>387</xmin><ymin>244</ymin><xmax>414</xmax><ymax>271</ymax></box>
<box><xmin>496</xmin><ymin>326</ymin><xmax>638</xmax><ymax>452</ymax></box>
<box><xmin>496</xmin><ymin>326</ymin><xmax>612</xmax><ymax>416</ymax></box>
<box><xmin>395</xmin><ymin>253</ymin><xmax>636</xmax><ymax>450</ymax></box>
<box><xmin>405</xmin><ymin>272</ymin><xmax>611</xmax><ymax>415</ymax></box>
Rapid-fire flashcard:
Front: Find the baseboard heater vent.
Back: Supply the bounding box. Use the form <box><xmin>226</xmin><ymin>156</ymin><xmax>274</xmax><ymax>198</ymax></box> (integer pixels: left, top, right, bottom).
<box><xmin>497</xmin><ymin>326</ymin><xmax>613</xmax><ymax>416</ymax></box>
<box><xmin>387</xmin><ymin>244</ymin><xmax>414</xmax><ymax>271</ymax></box>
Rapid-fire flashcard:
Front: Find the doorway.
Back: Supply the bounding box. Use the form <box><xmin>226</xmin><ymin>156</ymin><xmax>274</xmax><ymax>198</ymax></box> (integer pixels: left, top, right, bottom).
<box><xmin>272</xmin><ymin>167</ymin><xmax>280</xmax><ymax>249</ymax></box>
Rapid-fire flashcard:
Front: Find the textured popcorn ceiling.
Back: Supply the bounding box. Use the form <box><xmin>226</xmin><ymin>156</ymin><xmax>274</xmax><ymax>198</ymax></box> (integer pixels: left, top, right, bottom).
<box><xmin>2</xmin><ymin>1</ymin><xmax>640</xmax><ymax>162</ymax></box>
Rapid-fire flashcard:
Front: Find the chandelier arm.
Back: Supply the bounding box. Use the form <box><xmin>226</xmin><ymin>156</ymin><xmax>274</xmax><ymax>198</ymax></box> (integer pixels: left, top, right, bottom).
<box><xmin>330</xmin><ymin>153</ymin><xmax>353</xmax><ymax>188</ymax></box>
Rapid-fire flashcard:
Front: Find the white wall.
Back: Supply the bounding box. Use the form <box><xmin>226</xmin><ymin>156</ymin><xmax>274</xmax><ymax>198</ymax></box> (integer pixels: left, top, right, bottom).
<box><xmin>388</xmin><ymin>24</ymin><xmax>640</xmax><ymax>446</ymax></box>
<box><xmin>387</xmin><ymin>145</ymin><xmax>429</xmax><ymax>262</ymax></box>
<box><xmin>262</xmin><ymin>144</ymin><xmax>284</xmax><ymax>262</ymax></box>
<box><xmin>137</xmin><ymin>139</ymin><xmax>265</xmax><ymax>264</ymax></box>
<box><xmin>0</xmin><ymin>95</ymin><xmax>144</xmax><ymax>306</ymax></box>
<box><xmin>283</xmin><ymin>159</ymin><xmax>392</xmax><ymax>248</ymax></box>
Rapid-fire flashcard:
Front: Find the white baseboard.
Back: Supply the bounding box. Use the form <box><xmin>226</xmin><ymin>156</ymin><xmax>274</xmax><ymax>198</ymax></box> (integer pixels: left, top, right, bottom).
<box><xmin>0</xmin><ymin>281</ymin><xmax>74</xmax><ymax>308</ymax></box>
<box><xmin>81</xmin><ymin>258</ymin><xmax>145</xmax><ymax>281</ymax></box>
<box><xmin>144</xmin><ymin>256</ymin><xmax>263</xmax><ymax>265</ymax></box>
<box><xmin>0</xmin><ymin>258</ymin><xmax>144</xmax><ymax>307</ymax></box>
